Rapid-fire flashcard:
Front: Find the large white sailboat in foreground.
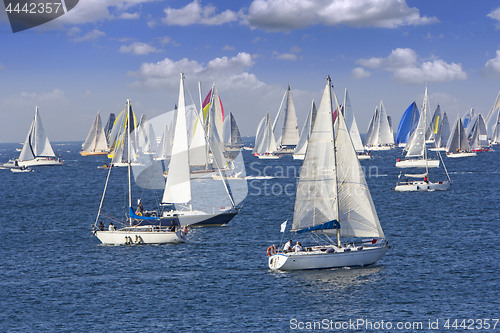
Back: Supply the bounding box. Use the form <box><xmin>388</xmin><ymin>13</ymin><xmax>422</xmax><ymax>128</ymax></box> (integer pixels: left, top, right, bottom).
<box><xmin>268</xmin><ymin>77</ymin><xmax>389</xmax><ymax>271</ymax></box>
<box><xmin>2</xmin><ymin>106</ymin><xmax>63</xmax><ymax>168</ymax></box>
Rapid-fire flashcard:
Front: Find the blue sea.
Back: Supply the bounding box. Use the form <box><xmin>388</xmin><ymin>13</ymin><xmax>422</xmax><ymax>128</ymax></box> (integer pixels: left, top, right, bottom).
<box><xmin>0</xmin><ymin>140</ymin><xmax>499</xmax><ymax>332</ymax></box>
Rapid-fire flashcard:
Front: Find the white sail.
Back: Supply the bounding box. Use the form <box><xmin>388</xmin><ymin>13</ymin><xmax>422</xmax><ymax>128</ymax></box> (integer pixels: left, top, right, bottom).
<box><xmin>378</xmin><ymin>101</ymin><xmax>394</xmax><ymax>145</ymax></box>
<box><xmin>434</xmin><ymin>112</ymin><xmax>450</xmax><ymax>148</ymax></box>
<box><xmin>342</xmin><ymin>89</ymin><xmax>364</xmax><ymax>152</ymax></box>
<box><xmin>293</xmin><ymin>81</ymin><xmax>337</xmax><ymax>232</ymax></box>
<box><xmin>469</xmin><ymin>114</ymin><xmax>489</xmax><ymax>149</ymax></box>
<box><xmin>252</xmin><ymin>116</ymin><xmax>267</xmax><ymax>154</ymax></box>
<box><xmin>162</xmin><ymin>74</ymin><xmax>192</xmax><ymax>205</ymax></box>
<box><xmin>485</xmin><ymin>90</ymin><xmax>500</xmax><ymax>137</ymax></box>
<box><xmin>447</xmin><ymin>117</ymin><xmax>471</xmax><ymax>152</ymax></box>
<box><xmin>294</xmin><ymin>101</ymin><xmax>313</xmax><ymax>155</ymax></box>
<box><xmin>425</xmin><ymin>104</ymin><xmax>441</xmax><ymax>141</ymax></box>
<box><xmin>189</xmin><ymin>111</ymin><xmax>208</xmax><ymax>167</ymax></box>
<box><xmin>19</xmin><ymin>106</ymin><xmax>57</xmax><ymax>161</ymax></box>
<box><xmin>81</xmin><ymin>111</ymin><xmax>108</xmax><ymax>153</ymax></box>
<box><xmin>335</xmin><ymin>101</ymin><xmax>385</xmax><ymax>238</ymax></box>
<box><xmin>364</xmin><ymin>109</ymin><xmax>377</xmax><ymax>146</ymax></box>
<box><xmin>280</xmin><ymin>85</ymin><xmax>300</xmax><ymax>147</ymax></box>
<box><xmin>405</xmin><ymin>88</ymin><xmax>428</xmax><ymax>158</ymax></box>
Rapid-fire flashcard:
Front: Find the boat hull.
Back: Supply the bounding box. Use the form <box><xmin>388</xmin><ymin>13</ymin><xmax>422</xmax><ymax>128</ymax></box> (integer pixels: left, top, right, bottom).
<box><xmin>161</xmin><ymin>210</ymin><xmax>238</xmax><ymax>227</ymax></box>
<box><xmin>80</xmin><ymin>151</ymin><xmax>109</xmax><ymax>156</ymax></box>
<box><xmin>95</xmin><ymin>229</ymin><xmax>186</xmax><ymax>245</ymax></box>
<box><xmin>292</xmin><ymin>154</ymin><xmax>305</xmax><ymax>160</ymax></box>
<box><xmin>268</xmin><ymin>245</ymin><xmax>389</xmax><ymax>271</ymax></box>
<box><xmin>365</xmin><ymin>145</ymin><xmax>392</xmax><ymax>151</ymax></box>
<box><xmin>357</xmin><ymin>154</ymin><xmax>371</xmax><ymax>160</ymax></box>
<box><xmin>446</xmin><ymin>152</ymin><xmax>477</xmax><ymax>158</ymax></box>
<box><xmin>18</xmin><ymin>157</ymin><xmax>64</xmax><ymax>167</ymax></box>
<box><xmin>395</xmin><ymin>159</ymin><xmax>439</xmax><ymax>168</ymax></box>
<box><xmin>394</xmin><ymin>180</ymin><xmax>450</xmax><ymax>192</ymax></box>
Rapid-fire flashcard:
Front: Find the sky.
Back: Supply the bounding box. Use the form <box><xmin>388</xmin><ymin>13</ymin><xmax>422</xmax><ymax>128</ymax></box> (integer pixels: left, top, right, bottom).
<box><xmin>1</xmin><ymin>0</ymin><xmax>500</xmax><ymax>143</ymax></box>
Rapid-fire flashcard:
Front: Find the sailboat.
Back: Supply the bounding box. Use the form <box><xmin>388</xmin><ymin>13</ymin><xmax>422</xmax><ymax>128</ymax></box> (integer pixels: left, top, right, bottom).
<box><xmin>160</xmin><ymin>74</ymin><xmax>240</xmax><ymax>226</ymax></box>
<box><xmin>268</xmin><ymin>76</ymin><xmax>389</xmax><ymax>271</ymax></box>
<box><xmin>2</xmin><ymin>106</ymin><xmax>63</xmax><ymax>168</ymax></box>
<box><xmin>425</xmin><ymin>104</ymin><xmax>442</xmax><ymax>144</ymax></box>
<box><xmin>395</xmin><ymin>102</ymin><xmax>419</xmax><ymax>148</ymax></box>
<box><xmin>292</xmin><ymin>100</ymin><xmax>315</xmax><ymax>160</ymax></box>
<box><xmin>446</xmin><ymin>117</ymin><xmax>477</xmax><ymax>158</ymax></box>
<box><xmin>93</xmin><ymin>98</ymin><xmax>187</xmax><ymax>246</ymax></box>
<box><xmin>396</xmin><ymin>88</ymin><xmax>439</xmax><ymax>168</ymax></box>
<box><xmin>253</xmin><ymin>113</ymin><xmax>280</xmax><ymax>159</ymax></box>
<box><xmin>363</xmin><ymin>101</ymin><xmax>394</xmax><ymax>150</ymax></box>
<box><xmin>490</xmin><ymin>113</ymin><xmax>500</xmax><ymax>145</ymax></box>
<box><xmin>469</xmin><ymin>114</ymin><xmax>492</xmax><ymax>152</ymax></box>
<box><xmin>394</xmin><ymin>88</ymin><xmax>451</xmax><ymax>191</ymax></box>
<box><xmin>80</xmin><ymin>111</ymin><xmax>110</xmax><ymax>156</ymax></box>
<box><xmin>272</xmin><ymin>85</ymin><xmax>300</xmax><ymax>153</ymax></box>
<box><xmin>429</xmin><ymin>112</ymin><xmax>450</xmax><ymax>151</ymax></box>
<box><xmin>485</xmin><ymin>90</ymin><xmax>500</xmax><ymax>143</ymax></box>
<box><xmin>222</xmin><ymin>112</ymin><xmax>244</xmax><ymax>151</ymax></box>
<box><xmin>342</xmin><ymin>89</ymin><xmax>371</xmax><ymax>159</ymax></box>
<box><xmin>107</xmin><ymin>102</ymin><xmax>141</xmax><ymax>167</ymax></box>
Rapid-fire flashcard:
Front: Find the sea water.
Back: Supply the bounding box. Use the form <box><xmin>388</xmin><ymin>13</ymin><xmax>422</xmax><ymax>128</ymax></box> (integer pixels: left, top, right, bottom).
<box><xmin>0</xmin><ymin>141</ymin><xmax>499</xmax><ymax>332</ymax></box>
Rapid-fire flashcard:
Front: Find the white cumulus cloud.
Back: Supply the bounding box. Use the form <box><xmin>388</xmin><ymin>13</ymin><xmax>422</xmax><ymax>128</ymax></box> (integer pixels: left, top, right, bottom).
<box><xmin>481</xmin><ymin>50</ymin><xmax>500</xmax><ymax>78</ymax></box>
<box><xmin>351</xmin><ymin>67</ymin><xmax>371</xmax><ymax>80</ymax></box>
<box><xmin>487</xmin><ymin>7</ymin><xmax>500</xmax><ymax>30</ymax></box>
<box><xmin>244</xmin><ymin>0</ymin><xmax>438</xmax><ymax>31</ymax></box>
<box><xmin>355</xmin><ymin>48</ymin><xmax>467</xmax><ymax>84</ymax></box>
<box><xmin>120</xmin><ymin>42</ymin><xmax>160</xmax><ymax>55</ymax></box>
<box><xmin>162</xmin><ymin>0</ymin><xmax>240</xmax><ymax>26</ymax></box>
<box><xmin>129</xmin><ymin>52</ymin><xmax>263</xmax><ymax>91</ymax></box>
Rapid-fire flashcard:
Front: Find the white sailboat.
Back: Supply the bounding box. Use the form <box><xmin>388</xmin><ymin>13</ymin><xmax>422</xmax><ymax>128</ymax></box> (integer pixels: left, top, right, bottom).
<box><xmin>93</xmin><ymin>99</ymin><xmax>187</xmax><ymax>246</ymax></box>
<box><xmin>107</xmin><ymin>102</ymin><xmax>142</xmax><ymax>167</ymax></box>
<box><xmin>222</xmin><ymin>112</ymin><xmax>244</xmax><ymax>151</ymax></box>
<box><xmin>268</xmin><ymin>76</ymin><xmax>389</xmax><ymax>271</ymax></box>
<box><xmin>292</xmin><ymin>100</ymin><xmax>315</xmax><ymax>160</ymax></box>
<box><xmin>396</xmin><ymin>88</ymin><xmax>439</xmax><ymax>169</ymax></box>
<box><xmin>485</xmin><ymin>90</ymin><xmax>500</xmax><ymax>142</ymax></box>
<box><xmin>363</xmin><ymin>101</ymin><xmax>394</xmax><ymax>150</ymax></box>
<box><xmin>272</xmin><ymin>85</ymin><xmax>300</xmax><ymax>153</ymax></box>
<box><xmin>81</xmin><ymin>111</ymin><xmax>110</xmax><ymax>156</ymax></box>
<box><xmin>469</xmin><ymin>114</ymin><xmax>492</xmax><ymax>152</ymax></box>
<box><xmin>2</xmin><ymin>106</ymin><xmax>63</xmax><ymax>168</ymax></box>
<box><xmin>160</xmin><ymin>74</ymin><xmax>240</xmax><ymax>226</ymax></box>
<box><xmin>425</xmin><ymin>104</ymin><xmax>441</xmax><ymax>144</ymax></box>
<box><xmin>254</xmin><ymin>113</ymin><xmax>280</xmax><ymax>159</ymax></box>
<box><xmin>446</xmin><ymin>117</ymin><xmax>477</xmax><ymax>158</ymax></box>
<box><xmin>429</xmin><ymin>112</ymin><xmax>450</xmax><ymax>151</ymax></box>
<box><xmin>342</xmin><ymin>89</ymin><xmax>371</xmax><ymax>160</ymax></box>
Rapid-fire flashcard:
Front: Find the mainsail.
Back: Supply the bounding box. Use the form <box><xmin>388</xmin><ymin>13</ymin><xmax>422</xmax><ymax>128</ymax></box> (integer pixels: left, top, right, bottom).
<box><xmin>293</xmin><ymin>77</ymin><xmax>384</xmax><ymax>238</ymax></box>
<box><xmin>81</xmin><ymin>111</ymin><xmax>108</xmax><ymax>153</ymax></box>
<box><xmin>342</xmin><ymin>89</ymin><xmax>364</xmax><ymax>152</ymax></box>
<box><xmin>395</xmin><ymin>102</ymin><xmax>419</xmax><ymax>146</ymax></box>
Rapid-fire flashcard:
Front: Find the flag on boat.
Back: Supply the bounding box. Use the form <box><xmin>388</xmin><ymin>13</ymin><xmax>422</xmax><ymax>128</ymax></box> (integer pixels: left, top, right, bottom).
<box><xmin>280</xmin><ymin>220</ymin><xmax>287</xmax><ymax>233</ymax></box>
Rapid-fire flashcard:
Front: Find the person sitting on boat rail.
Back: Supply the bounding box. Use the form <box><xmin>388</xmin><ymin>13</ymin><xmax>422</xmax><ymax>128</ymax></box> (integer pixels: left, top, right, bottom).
<box><xmin>98</xmin><ymin>221</ymin><xmax>104</xmax><ymax>231</ymax></box>
<box><xmin>108</xmin><ymin>222</ymin><xmax>115</xmax><ymax>231</ymax></box>
<box><xmin>283</xmin><ymin>240</ymin><xmax>293</xmax><ymax>252</ymax></box>
<box><xmin>293</xmin><ymin>241</ymin><xmax>303</xmax><ymax>252</ymax></box>
<box><xmin>168</xmin><ymin>218</ymin><xmax>180</xmax><ymax>232</ymax></box>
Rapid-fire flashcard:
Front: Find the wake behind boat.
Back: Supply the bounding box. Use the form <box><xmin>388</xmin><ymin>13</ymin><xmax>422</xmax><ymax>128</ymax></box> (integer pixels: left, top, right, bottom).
<box><xmin>268</xmin><ymin>76</ymin><xmax>389</xmax><ymax>271</ymax></box>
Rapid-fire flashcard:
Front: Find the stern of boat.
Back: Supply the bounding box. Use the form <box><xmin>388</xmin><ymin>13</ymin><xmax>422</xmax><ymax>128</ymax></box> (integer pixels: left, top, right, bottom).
<box><xmin>268</xmin><ymin>254</ymin><xmax>288</xmax><ymax>270</ymax></box>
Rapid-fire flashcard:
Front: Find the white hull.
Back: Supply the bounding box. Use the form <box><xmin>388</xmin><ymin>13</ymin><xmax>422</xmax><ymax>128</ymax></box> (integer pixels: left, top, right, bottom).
<box><xmin>357</xmin><ymin>154</ymin><xmax>371</xmax><ymax>160</ymax></box>
<box><xmin>429</xmin><ymin>147</ymin><xmax>447</xmax><ymax>151</ymax></box>
<box><xmin>18</xmin><ymin>157</ymin><xmax>63</xmax><ymax>167</ymax></box>
<box><xmin>268</xmin><ymin>244</ymin><xmax>389</xmax><ymax>271</ymax></box>
<box><xmin>365</xmin><ymin>145</ymin><xmax>392</xmax><ymax>151</ymax></box>
<box><xmin>395</xmin><ymin>159</ymin><xmax>439</xmax><ymax>168</ymax></box>
<box><xmin>397</xmin><ymin>143</ymin><xmax>407</xmax><ymax>148</ymax></box>
<box><xmin>113</xmin><ymin>162</ymin><xmax>143</xmax><ymax>167</ymax></box>
<box><xmin>11</xmin><ymin>168</ymin><xmax>33</xmax><ymax>173</ymax></box>
<box><xmin>292</xmin><ymin>154</ymin><xmax>305</xmax><ymax>160</ymax></box>
<box><xmin>257</xmin><ymin>154</ymin><xmax>280</xmax><ymax>159</ymax></box>
<box><xmin>446</xmin><ymin>152</ymin><xmax>477</xmax><ymax>158</ymax></box>
<box><xmin>95</xmin><ymin>228</ymin><xmax>185</xmax><ymax>245</ymax></box>
<box><xmin>394</xmin><ymin>180</ymin><xmax>450</xmax><ymax>192</ymax></box>
<box><xmin>243</xmin><ymin>147</ymin><xmax>253</xmax><ymax>151</ymax></box>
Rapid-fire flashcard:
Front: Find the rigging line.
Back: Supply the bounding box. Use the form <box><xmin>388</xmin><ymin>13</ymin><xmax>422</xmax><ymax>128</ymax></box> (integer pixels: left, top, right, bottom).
<box><xmin>94</xmin><ymin>160</ymin><xmax>114</xmax><ymax>228</ymax></box>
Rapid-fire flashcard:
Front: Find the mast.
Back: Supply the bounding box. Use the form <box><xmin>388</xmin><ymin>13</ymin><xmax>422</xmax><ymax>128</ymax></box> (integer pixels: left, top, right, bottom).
<box><xmin>328</xmin><ymin>76</ymin><xmax>341</xmax><ymax>247</ymax></box>
<box><xmin>423</xmin><ymin>87</ymin><xmax>429</xmax><ymax>175</ymax></box>
<box><xmin>127</xmin><ymin>99</ymin><xmax>133</xmax><ymax>225</ymax></box>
